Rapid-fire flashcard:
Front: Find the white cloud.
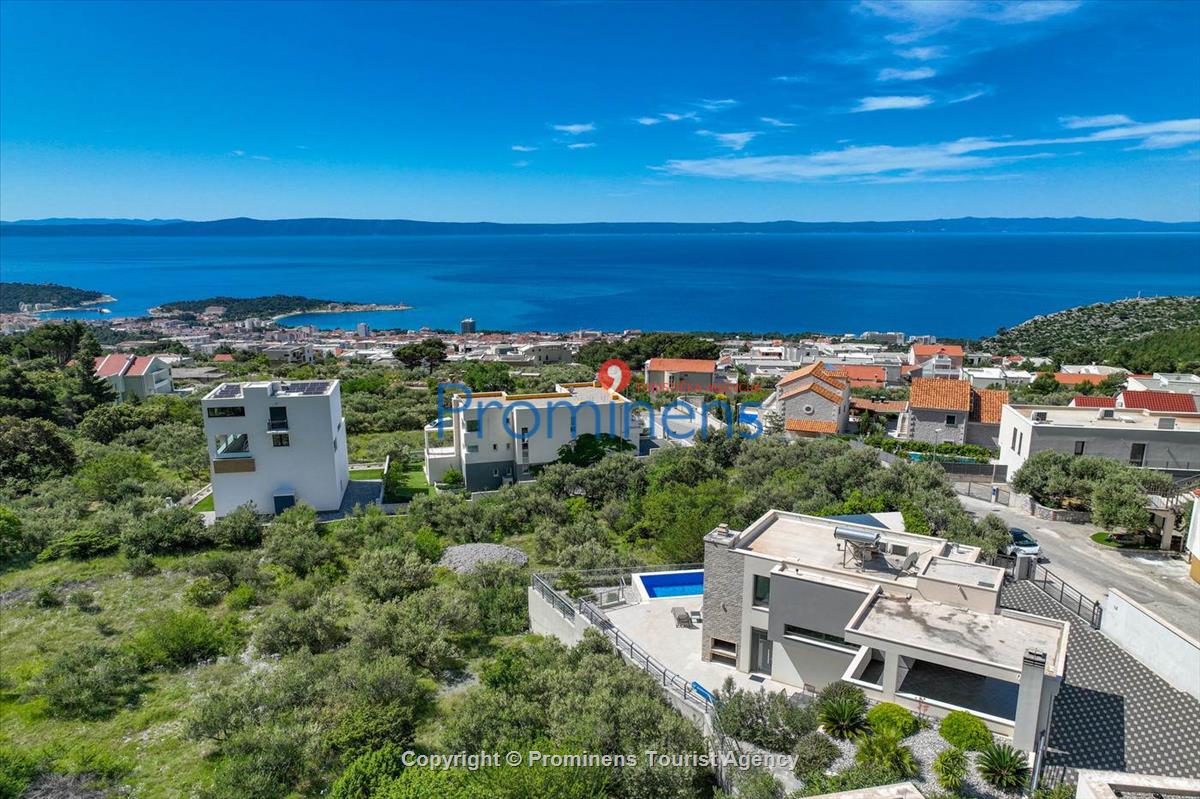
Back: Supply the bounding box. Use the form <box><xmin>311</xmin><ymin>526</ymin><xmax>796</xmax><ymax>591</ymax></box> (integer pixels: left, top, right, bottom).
<box><xmin>231</xmin><ymin>150</ymin><xmax>245</xmax><ymax>157</ymax></box>
<box><xmin>567</xmin><ymin>142</ymin><xmax>597</xmax><ymax>150</ymax></box>
<box><xmin>657</xmin><ymin>116</ymin><xmax>1200</xmax><ymax>183</ymax></box>
<box><xmin>1059</xmin><ymin>114</ymin><xmax>1135</xmax><ymax>129</ymax></box>
<box><xmin>897</xmin><ymin>45</ymin><xmax>946</xmax><ymax>60</ymax></box>
<box><xmin>853</xmin><ymin>95</ymin><xmax>934</xmax><ymax>112</ymax></box>
<box><xmin>552</xmin><ymin>122</ymin><xmax>595</xmax><ymax>135</ymax></box>
<box><xmin>698</xmin><ymin>98</ymin><xmax>738</xmax><ymax>111</ymax></box>
<box><xmin>878</xmin><ymin>66</ymin><xmax>936</xmax><ymax>81</ymax></box>
<box><xmin>949</xmin><ymin>88</ymin><xmax>989</xmax><ymax>104</ymax></box>
<box><xmin>858</xmin><ymin>0</ymin><xmax>1082</xmax><ymax>27</ymax></box>
<box><xmin>697</xmin><ymin>130</ymin><xmax>759</xmax><ymax>151</ymax></box>
<box><xmin>513</xmin><ymin>160</ymin><xmax>530</xmax><ymax>168</ymax></box>
<box><xmin>511</xmin><ymin>145</ymin><xmax>538</xmax><ymax>152</ymax></box>
<box><xmin>772</xmin><ymin>74</ymin><xmax>812</xmax><ymax>83</ymax></box>
<box><xmin>636</xmin><ymin>117</ymin><xmax>662</xmax><ymax>126</ymax></box>
<box><xmin>661</xmin><ymin>111</ymin><xmax>700</xmax><ymax>122</ymax></box>
<box><xmin>251</xmin><ymin>155</ymin><xmax>271</xmax><ymax>161</ymax></box>
<box><xmin>760</xmin><ymin>117</ymin><xmax>797</xmax><ymax>128</ymax></box>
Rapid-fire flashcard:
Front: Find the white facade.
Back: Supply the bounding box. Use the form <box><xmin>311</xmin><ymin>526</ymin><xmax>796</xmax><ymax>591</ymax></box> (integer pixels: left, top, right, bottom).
<box><xmin>997</xmin><ymin>404</ymin><xmax>1200</xmax><ymax>474</ymax></box>
<box><xmin>963</xmin><ymin>366</ymin><xmax>1036</xmax><ymax>389</ymax></box>
<box><xmin>1126</xmin><ymin>372</ymin><xmax>1200</xmax><ymax>395</ymax></box>
<box><xmin>424</xmin><ymin>382</ymin><xmax>644</xmax><ymax>491</ymax></box>
<box><xmin>202</xmin><ymin>380</ymin><xmax>349</xmax><ymax>516</ymax></box>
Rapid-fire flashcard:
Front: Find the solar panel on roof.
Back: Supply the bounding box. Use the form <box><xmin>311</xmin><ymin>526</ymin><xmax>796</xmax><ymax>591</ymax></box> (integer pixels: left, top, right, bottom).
<box><xmin>212</xmin><ymin>384</ymin><xmax>242</xmax><ymax>399</ymax></box>
<box><xmin>281</xmin><ymin>381</ymin><xmax>331</xmax><ymax>395</ymax></box>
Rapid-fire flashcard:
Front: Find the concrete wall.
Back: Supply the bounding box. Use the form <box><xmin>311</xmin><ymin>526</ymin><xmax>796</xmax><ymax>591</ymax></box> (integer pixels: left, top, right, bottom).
<box><xmin>1100</xmin><ymin>588</ymin><xmax>1200</xmax><ymax>701</ymax></box>
<box><xmin>527</xmin><ymin>586</ymin><xmax>586</xmax><ymax>645</ymax></box>
<box><xmin>770</xmin><ymin>635</ymin><xmax>855</xmax><ymax>691</ymax></box>
<box><xmin>965</xmin><ymin>421</ymin><xmax>1001</xmax><ymax>449</ymax></box>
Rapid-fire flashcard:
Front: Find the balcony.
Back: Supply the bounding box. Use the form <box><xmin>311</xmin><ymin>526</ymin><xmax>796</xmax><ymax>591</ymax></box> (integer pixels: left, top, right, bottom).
<box><xmin>267</xmin><ymin>419</ymin><xmax>290</xmax><ymax>433</ymax></box>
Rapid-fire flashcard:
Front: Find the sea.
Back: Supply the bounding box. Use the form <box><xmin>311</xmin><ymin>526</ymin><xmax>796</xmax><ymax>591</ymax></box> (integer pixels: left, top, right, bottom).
<box><xmin>2</xmin><ymin>233</ymin><xmax>1197</xmax><ymax>337</ymax></box>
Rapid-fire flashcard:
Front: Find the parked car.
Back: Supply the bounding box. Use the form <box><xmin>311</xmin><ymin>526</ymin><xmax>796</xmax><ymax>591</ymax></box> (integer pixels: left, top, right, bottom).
<box><xmin>1003</xmin><ymin>527</ymin><xmax>1041</xmax><ymax>557</ymax></box>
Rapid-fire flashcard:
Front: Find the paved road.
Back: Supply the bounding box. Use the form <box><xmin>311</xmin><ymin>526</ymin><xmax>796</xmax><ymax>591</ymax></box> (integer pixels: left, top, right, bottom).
<box><xmin>956</xmin><ymin>486</ymin><xmax>1200</xmax><ymax>639</ymax></box>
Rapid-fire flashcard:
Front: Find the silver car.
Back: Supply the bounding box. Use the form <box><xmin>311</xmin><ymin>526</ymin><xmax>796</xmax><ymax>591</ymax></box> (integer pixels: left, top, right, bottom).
<box><xmin>1004</xmin><ymin>527</ymin><xmax>1041</xmax><ymax>557</ymax></box>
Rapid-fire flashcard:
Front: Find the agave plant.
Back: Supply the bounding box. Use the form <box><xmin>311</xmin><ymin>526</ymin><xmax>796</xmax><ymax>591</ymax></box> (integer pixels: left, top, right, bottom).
<box><xmin>819</xmin><ymin>696</ymin><xmax>868</xmax><ymax>740</ymax></box>
<box><xmin>977</xmin><ymin>742</ymin><xmax>1030</xmax><ymax>792</ymax></box>
<box><xmin>855</xmin><ymin>730</ymin><xmax>919</xmax><ymax>778</ymax></box>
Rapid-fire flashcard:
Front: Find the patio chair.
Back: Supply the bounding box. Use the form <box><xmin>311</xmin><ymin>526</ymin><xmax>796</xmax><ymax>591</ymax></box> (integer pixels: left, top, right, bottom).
<box><xmin>671</xmin><ymin>606</ymin><xmax>693</xmax><ymax>628</ymax></box>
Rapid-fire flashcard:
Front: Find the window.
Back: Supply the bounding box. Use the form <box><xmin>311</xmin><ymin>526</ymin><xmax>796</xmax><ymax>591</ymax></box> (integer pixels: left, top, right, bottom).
<box><xmin>1017</xmin><ymin>432</ymin><xmax>1023</xmax><ymax>455</ymax></box>
<box><xmin>214</xmin><ymin>433</ymin><xmax>250</xmax><ymax>458</ymax></box>
<box><xmin>783</xmin><ymin>624</ymin><xmax>854</xmax><ymax>651</ymax></box>
<box><xmin>1130</xmin><ymin>443</ymin><xmax>1146</xmax><ymax>467</ymax></box>
<box><xmin>1074</xmin><ymin>441</ymin><xmax>1085</xmax><ymax>456</ymax></box>
<box><xmin>268</xmin><ymin>406</ymin><xmax>288</xmax><ymax>430</ymax></box>
<box><xmin>207</xmin><ymin>406</ymin><xmax>245</xmax><ymax>418</ymax></box>
<box><xmin>1011</xmin><ymin>428</ymin><xmax>1018</xmax><ymax>450</ymax></box>
<box><xmin>271</xmin><ymin>433</ymin><xmax>290</xmax><ymax>447</ymax></box>
<box><xmin>466</xmin><ymin>419</ymin><xmax>480</xmax><ymax>433</ymax></box>
<box><xmin>945</xmin><ymin>414</ymin><xmax>957</xmax><ymax>425</ymax></box>
<box><xmin>752</xmin><ymin>575</ymin><xmax>770</xmax><ymax>608</ymax></box>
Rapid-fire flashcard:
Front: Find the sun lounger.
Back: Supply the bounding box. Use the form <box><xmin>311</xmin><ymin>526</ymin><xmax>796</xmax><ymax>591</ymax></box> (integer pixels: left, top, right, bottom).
<box><xmin>672</xmin><ymin>606</ymin><xmax>693</xmax><ymax>628</ymax></box>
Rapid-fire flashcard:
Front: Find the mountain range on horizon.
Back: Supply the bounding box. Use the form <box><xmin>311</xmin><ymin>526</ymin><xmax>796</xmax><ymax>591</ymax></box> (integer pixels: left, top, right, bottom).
<box><xmin>2</xmin><ymin>216</ymin><xmax>1198</xmax><ymax>236</ymax></box>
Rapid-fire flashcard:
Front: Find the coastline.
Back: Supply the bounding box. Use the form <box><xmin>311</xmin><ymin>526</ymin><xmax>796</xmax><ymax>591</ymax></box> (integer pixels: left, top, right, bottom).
<box><xmin>31</xmin><ymin>293</ymin><xmax>117</xmax><ymax>314</ymax></box>
<box><xmin>271</xmin><ymin>303</ymin><xmax>412</xmax><ymax>322</ymax></box>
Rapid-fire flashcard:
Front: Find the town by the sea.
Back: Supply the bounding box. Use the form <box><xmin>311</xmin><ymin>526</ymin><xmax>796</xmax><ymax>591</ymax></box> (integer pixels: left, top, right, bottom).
<box><xmin>3</xmin><ymin>232</ymin><xmax>1197</xmax><ymax>336</ymax></box>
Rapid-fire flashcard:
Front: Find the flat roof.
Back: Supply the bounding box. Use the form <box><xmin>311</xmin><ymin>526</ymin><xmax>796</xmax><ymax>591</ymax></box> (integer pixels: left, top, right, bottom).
<box><xmin>1009</xmin><ymin>404</ymin><xmax>1200</xmax><ymax>431</ymax></box>
<box><xmin>454</xmin><ymin>382</ymin><xmax>628</xmax><ymax>408</ymax></box>
<box><xmin>922</xmin><ymin>557</ymin><xmax>1002</xmax><ymax>589</ymax></box>
<box><xmin>849</xmin><ymin>593</ymin><xmax>1066</xmax><ymax>676</ymax></box>
<box><xmin>733</xmin><ymin>511</ymin><xmax>981</xmax><ymax>589</ymax></box>
<box><xmin>203</xmin><ymin>380</ymin><xmax>337</xmax><ymax>401</ymax></box>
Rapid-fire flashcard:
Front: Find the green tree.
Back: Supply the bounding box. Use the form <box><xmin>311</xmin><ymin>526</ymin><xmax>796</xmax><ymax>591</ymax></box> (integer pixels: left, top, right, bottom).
<box><xmin>0</xmin><ymin>416</ymin><xmax>77</xmax><ymax>488</ymax></box>
<box><xmin>1092</xmin><ymin>476</ymin><xmax>1151</xmax><ymax>533</ymax></box>
<box><xmin>557</xmin><ymin>433</ymin><xmax>635</xmax><ymax>467</ymax></box>
<box><xmin>0</xmin><ymin>505</ymin><xmax>25</xmax><ymax>562</ymax></box>
<box><xmin>462</xmin><ymin>361</ymin><xmax>515</xmax><ymax>392</ymax></box>
<box><xmin>75</xmin><ymin>450</ymin><xmax>157</xmax><ymax>503</ymax></box>
<box><xmin>639</xmin><ymin>479</ymin><xmax>734</xmax><ymax>562</ymax></box>
<box><xmin>393</xmin><ymin>338</ymin><xmax>447</xmax><ymax>373</ymax></box>
<box><xmin>0</xmin><ymin>362</ymin><xmax>59</xmax><ymax>419</ymax></box>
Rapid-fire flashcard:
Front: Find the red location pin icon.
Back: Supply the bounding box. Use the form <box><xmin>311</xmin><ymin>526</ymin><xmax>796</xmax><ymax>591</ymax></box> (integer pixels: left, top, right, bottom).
<box><xmin>598</xmin><ymin>358</ymin><xmax>631</xmax><ymax>392</ymax></box>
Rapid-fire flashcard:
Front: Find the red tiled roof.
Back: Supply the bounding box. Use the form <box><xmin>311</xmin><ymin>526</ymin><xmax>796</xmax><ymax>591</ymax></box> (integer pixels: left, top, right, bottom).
<box><xmin>781</xmin><ymin>380</ymin><xmax>846</xmax><ymax>405</ymax></box>
<box><xmin>784</xmin><ymin>419</ymin><xmax>840</xmax><ymax>434</ymax></box>
<box><xmin>94</xmin><ymin>354</ymin><xmax>130</xmax><ymax>378</ymax></box>
<box><xmin>834</xmin><ymin>365</ymin><xmax>886</xmax><ymax>383</ymax></box>
<box><xmin>1118</xmin><ymin>390</ymin><xmax>1199</xmax><ymax>413</ymax></box>
<box><xmin>1053</xmin><ymin>373</ymin><xmax>1106</xmax><ymax>386</ymax></box>
<box><xmin>645</xmin><ymin>358</ymin><xmax>716</xmax><ymax>374</ymax></box>
<box><xmin>213</xmin><ymin>354</ymin><xmax>235</xmax><ymax>362</ymax></box>
<box><xmin>909</xmin><ymin>378</ymin><xmax>972</xmax><ymax>411</ymax></box>
<box><xmin>970</xmin><ymin>388</ymin><xmax>1009</xmax><ymax>424</ymax></box>
<box><xmin>779</xmin><ymin>362</ymin><xmax>847</xmax><ymax>391</ymax></box>
<box><xmin>1070</xmin><ymin>396</ymin><xmax>1117</xmax><ymax>408</ymax></box>
<box><xmin>124</xmin><ymin>356</ymin><xmax>157</xmax><ymax>376</ymax></box>
<box><xmin>912</xmin><ymin>344</ymin><xmax>964</xmax><ymax>358</ymax></box>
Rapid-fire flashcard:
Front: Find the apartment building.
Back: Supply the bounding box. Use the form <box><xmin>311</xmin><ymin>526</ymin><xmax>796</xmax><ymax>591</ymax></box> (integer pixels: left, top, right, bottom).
<box><xmin>897</xmin><ymin>379</ymin><xmax>1008</xmax><ymax>448</ymax></box>
<box><xmin>1126</xmin><ymin>372</ymin><xmax>1200</xmax><ymax>395</ymax></box>
<box><xmin>997</xmin><ymin>404</ymin><xmax>1200</xmax><ymax>474</ymax></box>
<box><xmin>904</xmin><ymin>344</ymin><xmax>964</xmax><ymax>380</ymax></box>
<box><xmin>93</xmin><ymin>353</ymin><xmax>174</xmax><ymax>400</ymax></box>
<box><xmin>776</xmin><ymin>363</ymin><xmax>851</xmax><ymax>437</ymax></box>
<box><xmin>962</xmin><ymin>366</ymin><xmax>1036</xmax><ymax>389</ymax></box>
<box><xmin>202</xmin><ymin>380</ymin><xmax>349</xmax><ymax>516</ymax></box>
<box><xmin>423</xmin><ymin>381</ymin><xmax>644</xmax><ymax>491</ymax></box>
<box><xmin>701</xmin><ymin>510</ymin><xmax>1069</xmax><ymax>748</ymax></box>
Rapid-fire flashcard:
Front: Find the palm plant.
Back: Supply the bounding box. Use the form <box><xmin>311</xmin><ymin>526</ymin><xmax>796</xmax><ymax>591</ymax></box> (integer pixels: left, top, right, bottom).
<box><xmin>977</xmin><ymin>742</ymin><xmax>1030</xmax><ymax>792</ymax></box>
<box><xmin>933</xmin><ymin>746</ymin><xmax>968</xmax><ymax>791</ymax></box>
<box><xmin>819</xmin><ymin>696</ymin><xmax>868</xmax><ymax>740</ymax></box>
<box><xmin>855</xmin><ymin>731</ymin><xmax>918</xmax><ymax>778</ymax></box>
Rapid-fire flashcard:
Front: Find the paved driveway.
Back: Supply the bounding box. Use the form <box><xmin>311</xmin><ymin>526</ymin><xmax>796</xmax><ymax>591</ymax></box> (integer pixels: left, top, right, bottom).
<box><xmin>956</xmin><ymin>488</ymin><xmax>1200</xmax><ymax>639</ymax></box>
<box><xmin>1002</xmin><ymin>582</ymin><xmax>1200</xmax><ymax>779</ymax></box>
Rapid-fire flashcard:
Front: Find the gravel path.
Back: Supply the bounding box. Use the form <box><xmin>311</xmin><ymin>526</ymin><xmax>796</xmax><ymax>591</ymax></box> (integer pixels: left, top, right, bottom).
<box><xmin>438</xmin><ymin>543</ymin><xmax>528</xmax><ymax>574</ymax></box>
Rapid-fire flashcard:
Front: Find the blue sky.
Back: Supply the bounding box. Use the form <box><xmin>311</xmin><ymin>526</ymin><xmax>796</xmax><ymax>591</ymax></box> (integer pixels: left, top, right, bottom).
<box><xmin>1</xmin><ymin>0</ymin><xmax>1198</xmax><ymax>222</ymax></box>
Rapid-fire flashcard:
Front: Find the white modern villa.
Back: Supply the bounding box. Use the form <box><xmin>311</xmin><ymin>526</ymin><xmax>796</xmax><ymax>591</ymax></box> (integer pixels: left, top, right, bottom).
<box><xmin>997</xmin><ymin>404</ymin><xmax>1200</xmax><ymax>474</ymax></box>
<box><xmin>424</xmin><ymin>381</ymin><xmax>645</xmax><ymax>491</ymax></box>
<box><xmin>201</xmin><ymin>380</ymin><xmax>349</xmax><ymax>516</ymax></box>
<box><xmin>699</xmin><ymin>511</ymin><xmax>1068</xmax><ymax>749</ymax></box>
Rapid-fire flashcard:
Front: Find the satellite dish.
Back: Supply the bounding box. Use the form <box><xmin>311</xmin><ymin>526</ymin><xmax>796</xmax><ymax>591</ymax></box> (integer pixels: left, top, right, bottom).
<box><xmin>898</xmin><ymin>551</ymin><xmax>919</xmax><ymax>572</ymax></box>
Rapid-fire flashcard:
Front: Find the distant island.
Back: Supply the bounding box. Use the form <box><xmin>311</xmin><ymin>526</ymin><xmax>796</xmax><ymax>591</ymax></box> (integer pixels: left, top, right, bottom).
<box><xmin>0</xmin><ymin>281</ymin><xmax>114</xmax><ymax>313</ymax></box>
<box><xmin>152</xmin><ymin>294</ymin><xmax>411</xmax><ymax>321</ymax></box>
<box><xmin>2</xmin><ymin>216</ymin><xmax>1198</xmax><ymax>236</ymax></box>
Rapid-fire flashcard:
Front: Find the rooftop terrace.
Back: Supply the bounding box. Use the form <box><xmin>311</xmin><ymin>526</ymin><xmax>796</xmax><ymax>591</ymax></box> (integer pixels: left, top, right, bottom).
<box><xmin>1009</xmin><ymin>404</ymin><xmax>1200</xmax><ymax>431</ymax></box>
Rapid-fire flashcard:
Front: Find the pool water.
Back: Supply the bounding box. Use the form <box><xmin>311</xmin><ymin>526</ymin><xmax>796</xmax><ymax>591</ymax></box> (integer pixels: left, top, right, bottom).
<box><xmin>638</xmin><ymin>570</ymin><xmax>705</xmax><ymax>599</ymax></box>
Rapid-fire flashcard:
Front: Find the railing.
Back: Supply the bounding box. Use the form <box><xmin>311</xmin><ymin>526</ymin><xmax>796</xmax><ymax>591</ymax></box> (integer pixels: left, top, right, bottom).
<box><xmin>577</xmin><ymin>598</ymin><xmax>713</xmax><ymax>713</ymax></box>
<box><xmin>531</xmin><ymin>573</ymin><xmax>575</xmax><ymax>620</ymax></box>
<box><xmin>1028</xmin><ymin>563</ymin><xmax>1103</xmax><ymax>628</ymax></box>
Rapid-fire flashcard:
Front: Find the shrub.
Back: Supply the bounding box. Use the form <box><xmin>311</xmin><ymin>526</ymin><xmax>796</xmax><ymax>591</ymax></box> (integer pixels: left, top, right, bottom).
<box><xmin>714</xmin><ymin>678</ymin><xmax>818</xmax><ymax>752</ymax></box>
<box><xmin>933</xmin><ymin>746</ymin><xmax>968</xmax><ymax>792</ymax></box>
<box><xmin>440</xmin><ymin>468</ymin><xmax>464</xmax><ymax>488</ymax></box>
<box><xmin>325</xmin><ymin>658</ymin><xmax>434</xmax><ymax>761</ymax></box>
<box><xmin>75</xmin><ymin>450</ymin><xmax>157</xmax><ymax>503</ymax></box>
<box><xmin>0</xmin><ymin>505</ymin><xmax>24</xmax><ymax>563</ymax></box>
<box><xmin>263</xmin><ymin>505</ymin><xmax>332</xmax><ymax>576</ymax></box>
<box><xmin>351</xmin><ymin>548</ymin><xmax>432</xmax><ymax>603</ymax></box>
<box><xmin>866</xmin><ymin>702</ymin><xmax>919</xmax><ymax>738</ymax></box>
<box><xmin>855</xmin><ymin>731</ymin><xmax>918</xmax><ymax>777</ymax></box>
<box><xmin>38</xmin><ymin>526</ymin><xmax>121</xmax><ymax>561</ymax></box>
<box><xmin>33</xmin><ymin>587</ymin><xmax>60</xmax><ymax>608</ymax></box>
<box><xmin>129</xmin><ymin>610</ymin><xmax>226</xmax><ymax>669</ymax></box>
<box><xmin>330</xmin><ymin>743</ymin><xmax>408</xmax><ymax>799</ymax></box>
<box><xmin>819</xmin><ymin>696</ymin><xmax>868</xmax><ymax>740</ymax></box>
<box><xmin>254</xmin><ymin>596</ymin><xmax>348</xmax><ymax>655</ymax></box>
<box><xmin>0</xmin><ymin>741</ymin><xmax>44</xmax><ymax>799</ymax></box>
<box><xmin>939</xmin><ymin>710</ymin><xmax>992</xmax><ymax>751</ymax></box>
<box><xmin>209</xmin><ymin>504</ymin><xmax>263</xmax><ymax>549</ymax></box>
<box><xmin>815</xmin><ymin>681</ymin><xmax>866</xmax><ymax>713</ymax></box>
<box><xmin>977</xmin><ymin>742</ymin><xmax>1029</xmax><ymax>792</ymax></box>
<box><xmin>798</xmin><ymin>763</ymin><xmax>903</xmax><ymax>797</ymax></box>
<box><xmin>792</xmin><ymin>730</ymin><xmax>841</xmax><ymax>777</ymax></box>
<box><xmin>68</xmin><ymin>589</ymin><xmax>98</xmax><ymax>613</ymax></box>
<box><xmin>123</xmin><ymin>505</ymin><xmax>209</xmax><ymax>554</ymax></box>
<box><xmin>126</xmin><ymin>553</ymin><xmax>159</xmax><ymax>576</ymax></box>
<box><xmin>185</xmin><ymin>576</ymin><xmax>226</xmax><ymax>607</ymax></box>
<box><xmin>35</xmin><ymin>644</ymin><xmax>144</xmax><ymax>719</ymax></box>
<box><xmin>226</xmin><ymin>584</ymin><xmax>258</xmax><ymax>610</ymax></box>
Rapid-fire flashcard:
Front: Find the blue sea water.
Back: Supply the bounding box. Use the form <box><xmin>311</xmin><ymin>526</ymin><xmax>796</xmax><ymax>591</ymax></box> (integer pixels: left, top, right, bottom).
<box><xmin>1</xmin><ymin>233</ymin><xmax>1196</xmax><ymax>336</ymax></box>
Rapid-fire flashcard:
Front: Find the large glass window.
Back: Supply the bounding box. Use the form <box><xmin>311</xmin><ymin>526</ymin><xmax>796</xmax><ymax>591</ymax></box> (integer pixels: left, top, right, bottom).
<box><xmin>752</xmin><ymin>575</ymin><xmax>770</xmax><ymax>608</ymax></box>
<box><xmin>783</xmin><ymin>624</ymin><xmax>854</xmax><ymax>651</ymax></box>
<box><xmin>271</xmin><ymin>433</ymin><xmax>290</xmax><ymax>447</ymax></box>
<box><xmin>214</xmin><ymin>433</ymin><xmax>251</xmax><ymax>458</ymax></box>
<box><xmin>207</xmin><ymin>406</ymin><xmax>245</xmax><ymax>418</ymax></box>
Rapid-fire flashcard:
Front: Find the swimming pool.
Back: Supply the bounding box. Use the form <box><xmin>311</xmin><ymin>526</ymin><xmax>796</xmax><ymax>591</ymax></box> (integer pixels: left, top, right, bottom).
<box><xmin>635</xmin><ymin>569</ymin><xmax>705</xmax><ymax>600</ymax></box>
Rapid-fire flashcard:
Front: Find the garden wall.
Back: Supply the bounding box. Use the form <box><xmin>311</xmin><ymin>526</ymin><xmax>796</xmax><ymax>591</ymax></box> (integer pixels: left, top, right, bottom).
<box><xmin>1100</xmin><ymin>589</ymin><xmax>1200</xmax><ymax>701</ymax></box>
<box><xmin>1008</xmin><ymin>491</ymin><xmax>1093</xmax><ymax>523</ymax></box>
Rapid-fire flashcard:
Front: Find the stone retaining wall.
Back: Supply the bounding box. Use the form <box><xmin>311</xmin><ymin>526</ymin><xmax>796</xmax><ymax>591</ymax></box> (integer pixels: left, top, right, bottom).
<box><xmin>1009</xmin><ymin>491</ymin><xmax>1093</xmax><ymax>523</ymax></box>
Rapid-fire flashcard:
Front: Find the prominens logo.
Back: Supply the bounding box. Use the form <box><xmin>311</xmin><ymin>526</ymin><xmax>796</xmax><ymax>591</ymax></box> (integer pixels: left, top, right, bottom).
<box><xmin>597</xmin><ymin>358</ymin><xmax>632</xmax><ymax>392</ymax></box>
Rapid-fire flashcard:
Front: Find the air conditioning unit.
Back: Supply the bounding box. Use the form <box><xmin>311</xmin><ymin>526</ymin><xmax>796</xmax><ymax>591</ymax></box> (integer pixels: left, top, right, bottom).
<box><xmin>1098</xmin><ymin>409</ymin><xmax>1115</xmax><ymax>419</ymax></box>
<box><xmin>1033</xmin><ymin>411</ymin><xmax>1048</xmax><ymax>422</ymax></box>
<box><xmin>1158</xmin><ymin>417</ymin><xmax>1176</xmax><ymax>430</ymax></box>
